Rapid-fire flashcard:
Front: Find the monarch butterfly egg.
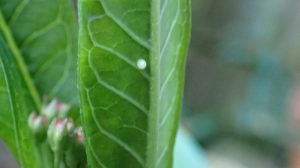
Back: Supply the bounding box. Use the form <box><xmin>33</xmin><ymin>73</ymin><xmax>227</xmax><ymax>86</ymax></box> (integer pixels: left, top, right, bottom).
<box><xmin>137</xmin><ymin>59</ymin><xmax>147</xmax><ymax>70</ymax></box>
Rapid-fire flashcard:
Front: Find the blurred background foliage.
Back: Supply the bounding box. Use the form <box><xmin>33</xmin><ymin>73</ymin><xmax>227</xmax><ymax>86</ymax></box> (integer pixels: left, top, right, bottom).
<box><xmin>181</xmin><ymin>0</ymin><xmax>300</xmax><ymax>167</ymax></box>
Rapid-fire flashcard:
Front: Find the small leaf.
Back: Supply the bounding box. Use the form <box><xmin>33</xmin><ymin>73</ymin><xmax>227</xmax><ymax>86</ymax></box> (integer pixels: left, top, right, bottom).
<box><xmin>78</xmin><ymin>0</ymin><xmax>191</xmax><ymax>167</ymax></box>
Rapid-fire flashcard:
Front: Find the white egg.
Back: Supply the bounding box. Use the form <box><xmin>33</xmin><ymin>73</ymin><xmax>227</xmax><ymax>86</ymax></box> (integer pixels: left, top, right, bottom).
<box><xmin>137</xmin><ymin>59</ymin><xmax>147</xmax><ymax>70</ymax></box>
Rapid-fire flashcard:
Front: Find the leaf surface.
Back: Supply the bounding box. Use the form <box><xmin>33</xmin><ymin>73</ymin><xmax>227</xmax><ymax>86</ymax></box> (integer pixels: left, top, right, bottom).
<box><xmin>78</xmin><ymin>0</ymin><xmax>191</xmax><ymax>167</ymax></box>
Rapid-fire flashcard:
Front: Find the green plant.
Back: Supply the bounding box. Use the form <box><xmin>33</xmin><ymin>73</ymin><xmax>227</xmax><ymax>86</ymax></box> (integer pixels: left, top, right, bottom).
<box><xmin>0</xmin><ymin>0</ymin><xmax>190</xmax><ymax>167</ymax></box>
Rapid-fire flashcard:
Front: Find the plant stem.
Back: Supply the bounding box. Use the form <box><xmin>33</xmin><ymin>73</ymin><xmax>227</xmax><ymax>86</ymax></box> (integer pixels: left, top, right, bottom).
<box><xmin>35</xmin><ymin>142</ymin><xmax>54</xmax><ymax>168</ymax></box>
<box><xmin>54</xmin><ymin>151</ymin><xmax>62</xmax><ymax>168</ymax></box>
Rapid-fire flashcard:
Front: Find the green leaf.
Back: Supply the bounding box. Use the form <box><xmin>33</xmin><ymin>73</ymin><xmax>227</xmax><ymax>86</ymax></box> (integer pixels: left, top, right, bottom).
<box><xmin>0</xmin><ymin>0</ymin><xmax>78</xmax><ymax>166</ymax></box>
<box><xmin>0</xmin><ymin>32</ymin><xmax>39</xmax><ymax>167</ymax></box>
<box><xmin>78</xmin><ymin>0</ymin><xmax>191</xmax><ymax>167</ymax></box>
<box><xmin>0</xmin><ymin>0</ymin><xmax>78</xmax><ymax>105</ymax></box>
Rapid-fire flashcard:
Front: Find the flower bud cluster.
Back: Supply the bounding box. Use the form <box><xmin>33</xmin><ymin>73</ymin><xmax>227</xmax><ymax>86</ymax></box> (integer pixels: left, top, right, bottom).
<box><xmin>27</xmin><ymin>99</ymin><xmax>86</xmax><ymax>167</ymax></box>
<box><xmin>28</xmin><ymin>99</ymin><xmax>72</xmax><ymax>141</ymax></box>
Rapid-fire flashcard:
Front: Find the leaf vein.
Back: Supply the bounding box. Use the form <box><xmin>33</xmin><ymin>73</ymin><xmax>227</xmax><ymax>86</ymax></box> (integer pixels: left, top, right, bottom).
<box><xmin>8</xmin><ymin>0</ymin><xmax>31</xmax><ymax>25</ymax></box>
<box><xmin>20</xmin><ymin>18</ymin><xmax>61</xmax><ymax>49</ymax></box>
<box><xmin>87</xmin><ymin>48</ymin><xmax>148</xmax><ymax>115</ymax></box>
<box><xmin>159</xmin><ymin>65</ymin><xmax>176</xmax><ymax>98</ymax></box>
<box><xmin>88</xmin><ymin>138</ymin><xmax>108</xmax><ymax>168</ymax></box>
<box><xmin>86</xmin><ymin>89</ymin><xmax>145</xmax><ymax>166</ymax></box>
<box><xmin>160</xmin><ymin>0</ymin><xmax>169</xmax><ymax>19</ymax></box>
<box><xmin>159</xmin><ymin>96</ymin><xmax>176</xmax><ymax>128</ymax></box>
<box><xmin>97</xmin><ymin>0</ymin><xmax>150</xmax><ymax>49</ymax></box>
<box><xmin>88</xmin><ymin>17</ymin><xmax>150</xmax><ymax>80</ymax></box>
<box><xmin>48</xmin><ymin>22</ymin><xmax>72</xmax><ymax>97</ymax></box>
<box><xmin>160</xmin><ymin>0</ymin><xmax>180</xmax><ymax>58</ymax></box>
<box><xmin>156</xmin><ymin>146</ymin><xmax>168</xmax><ymax>166</ymax></box>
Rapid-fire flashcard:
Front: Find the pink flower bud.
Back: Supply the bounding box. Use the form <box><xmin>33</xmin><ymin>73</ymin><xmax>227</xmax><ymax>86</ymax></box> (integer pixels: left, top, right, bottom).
<box><xmin>66</xmin><ymin>118</ymin><xmax>74</xmax><ymax>132</ymax></box>
<box><xmin>74</xmin><ymin>127</ymin><xmax>84</xmax><ymax>144</ymax></box>
<box><xmin>47</xmin><ymin>118</ymin><xmax>73</xmax><ymax>152</ymax></box>
<box><xmin>28</xmin><ymin>112</ymin><xmax>48</xmax><ymax>141</ymax></box>
<box><xmin>56</xmin><ymin>101</ymin><xmax>70</xmax><ymax>116</ymax></box>
<box><xmin>43</xmin><ymin>99</ymin><xmax>59</xmax><ymax>119</ymax></box>
<box><xmin>42</xmin><ymin>99</ymin><xmax>70</xmax><ymax>119</ymax></box>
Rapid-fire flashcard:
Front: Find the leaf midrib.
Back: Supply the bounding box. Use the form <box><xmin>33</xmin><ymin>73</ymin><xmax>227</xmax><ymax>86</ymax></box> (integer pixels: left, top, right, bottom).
<box><xmin>147</xmin><ymin>0</ymin><xmax>160</xmax><ymax>168</ymax></box>
<box><xmin>0</xmin><ymin>10</ymin><xmax>41</xmax><ymax>110</ymax></box>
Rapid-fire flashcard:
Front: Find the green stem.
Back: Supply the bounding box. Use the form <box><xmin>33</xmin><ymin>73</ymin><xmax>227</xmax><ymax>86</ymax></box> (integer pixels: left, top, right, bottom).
<box><xmin>54</xmin><ymin>151</ymin><xmax>62</xmax><ymax>168</ymax></box>
<box><xmin>0</xmin><ymin>10</ymin><xmax>41</xmax><ymax>110</ymax></box>
<box><xmin>35</xmin><ymin>142</ymin><xmax>54</xmax><ymax>168</ymax></box>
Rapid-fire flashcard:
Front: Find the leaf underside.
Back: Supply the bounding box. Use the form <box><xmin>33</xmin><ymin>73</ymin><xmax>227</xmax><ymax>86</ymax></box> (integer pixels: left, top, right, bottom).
<box><xmin>78</xmin><ymin>0</ymin><xmax>191</xmax><ymax>168</ymax></box>
<box><xmin>0</xmin><ymin>0</ymin><xmax>78</xmax><ymax>166</ymax></box>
